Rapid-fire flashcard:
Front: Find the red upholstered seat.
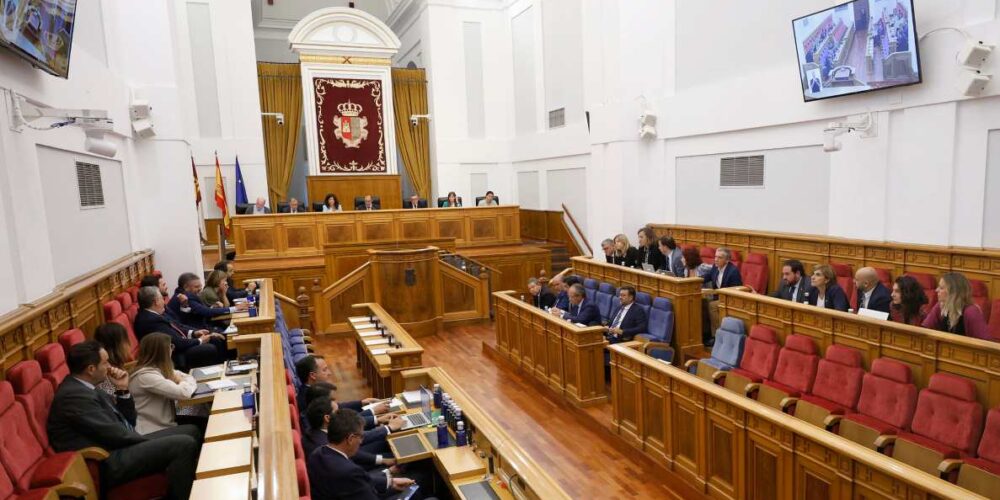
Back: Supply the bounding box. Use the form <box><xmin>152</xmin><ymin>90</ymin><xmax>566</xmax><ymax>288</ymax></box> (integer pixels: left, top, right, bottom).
<box><xmin>895</xmin><ymin>373</ymin><xmax>983</xmax><ymax>458</ymax></box>
<box><xmin>33</xmin><ymin>344</ymin><xmax>69</xmax><ymax>388</ymax></box>
<box><xmin>839</xmin><ymin>358</ymin><xmax>918</xmax><ymax>450</ymax></box>
<box><xmin>102</xmin><ymin>300</ymin><xmax>120</xmax><ymax>323</ymax></box>
<box><xmin>729</xmin><ymin>325</ymin><xmax>780</xmax><ymax>383</ymax></box>
<box><xmin>799</xmin><ymin>345</ymin><xmax>864</xmax><ymax>417</ymax></box>
<box><xmin>740</xmin><ymin>253</ymin><xmax>769</xmax><ymax>295</ymax></box>
<box><xmin>829</xmin><ymin>262</ymin><xmax>852</xmax><ymax>278</ymax></box>
<box><xmin>830</xmin><ymin>263</ymin><xmax>857</xmax><ymax>310</ymax></box>
<box><xmin>971</xmin><ymin>279</ymin><xmax>990</xmax><ymax>323</ymax></box>
<box><xmin>289</xmin><ymin>403</ymin><xmax>301</xmax><ymax>432</ymax></box>
<box><xmin>959</xmin><ymin>408</ymin><xmax>1000</xmax><ymax>494</ymax></box>
<box><xmin>728</xmin><ymin>250</ymin><xmax>742</xmax><ymax>271</ymax></box>
<box><xmin>990</xmin><ymin>299</ymin><xmax>1000</xmax><ymax>342</ymax></box>
<box><xmin>699</xmin><ymin>246</ymin><xmax>716</xmax><ymax>265</ymax></box>
<box><xmin>6</xmin><ymin>362</ymin><xmax>54</xmax><ymax>450</ymax></box>
<box><xmin>763</xmin><ymin>335</ymin><xmax>818</xmax><ymax>396</ymax></box>
<box><xmin>104</xmin><ymin>301</ymin><xmax>139</xmax><ymax>360</ymax></box>
<box><xmin>115</xmin><ymin>292</ymin><xmax>138</xmax><ymax>324</ymax></box>
<box><xmin>126</xmin><ymin>286</ymin><xmax>139</xmax><ymax>306</ymax></box>
<box><xmin>904</xmin><ymin>272</ymin><xmax>938</xmax><ymax>307</ymax></box>
<box><xmin>57</xmin><ymin>329</ymin><xmax>85</xmax><ymax>356</ymax></box>
<box><xmin>874</xmin><ymin>268</ymin><xmax>893</xmax><ymax>292</ymax></box>
<box><xmin>0</xmin><ymin>382</ymin><xmax>90</xmax><ymax>494</ymax></box>
<box><xmin>295</xmin><ymin>458</ymin><xmax>310</xmax><ymax>498</ymax></box>
<box><xmin>0</xmin><ymin>463</ymin><xmax>56</xmax><ymax>500</ymax></box>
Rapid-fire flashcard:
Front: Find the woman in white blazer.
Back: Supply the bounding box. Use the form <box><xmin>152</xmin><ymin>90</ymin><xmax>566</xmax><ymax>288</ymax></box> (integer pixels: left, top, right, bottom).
<box><xmin>129</xmin><ymin>333</ymin><xmax>198</xmax><ymax>435</ymax></box>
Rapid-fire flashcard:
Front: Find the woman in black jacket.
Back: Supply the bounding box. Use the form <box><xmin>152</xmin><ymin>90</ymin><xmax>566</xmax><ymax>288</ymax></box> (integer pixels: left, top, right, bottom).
<box><xmin>611</xmin><ymin>234</ymin><xmax>641</xmax><ymax>268</ymax></box>
<box><xmin>806</xmin><ymin>264</ymin><xmax>850</xmax><ymax>312</ymax></box>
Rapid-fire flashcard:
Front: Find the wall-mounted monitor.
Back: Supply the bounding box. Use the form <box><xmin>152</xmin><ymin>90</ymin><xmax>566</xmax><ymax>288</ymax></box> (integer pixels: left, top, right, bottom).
<box><xmin>793</xmin><ymin>0</ymin><xmax>920</xmax><ymax>102</ymax></box>
<box><xmin>0</xmin><ymin>0</ymin><xmax>78</xmax><ymax>78</ymax></box>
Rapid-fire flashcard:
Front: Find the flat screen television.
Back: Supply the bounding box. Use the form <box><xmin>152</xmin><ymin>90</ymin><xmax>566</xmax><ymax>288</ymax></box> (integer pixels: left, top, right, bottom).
<box><xmin>0</xmin><ymin>0</ymin><xmax>78</xmax><ymax>78</ymax></box>
<box><xmin>793</xmin><ymin>0</ymin><xmax>921</xmax><ymax>102</ymax></box>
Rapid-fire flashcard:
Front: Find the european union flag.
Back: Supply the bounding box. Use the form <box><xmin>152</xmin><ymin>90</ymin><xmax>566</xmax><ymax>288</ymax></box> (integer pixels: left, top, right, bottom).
<box><xmin>234</xmin><ymin>156</ymin><xmax>248</xmax><ymax>206</ymax></box>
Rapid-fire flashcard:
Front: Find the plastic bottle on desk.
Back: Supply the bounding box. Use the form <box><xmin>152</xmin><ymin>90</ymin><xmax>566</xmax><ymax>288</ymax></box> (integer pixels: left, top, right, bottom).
<box><xmin>456</xmin><ymin>421</ymin><xmax>468</xmax><ymax>446</ymax></box>
<box><xmin>436</xmin><ymin>416</ymin><xmax>449</xmax><ymax>448</ymax></box>
<box><xmin>433</xmin><ymin>384</ymin><xmax>442</xmax><ymax>408</ymax></box>
<box><xmin>248</xmin><ymin>303</ymin><xmax>258</xmax><ymax>318</ymax></box>
<box><xmin>241</xmin><ymin>383</ymin><xmax>255</xmax><ymax>414</ymax></box>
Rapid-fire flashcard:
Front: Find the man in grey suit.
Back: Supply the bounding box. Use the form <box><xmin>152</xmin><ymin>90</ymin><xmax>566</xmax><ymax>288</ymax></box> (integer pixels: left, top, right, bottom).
<box><xmin>246</xmin><ymin>196</ymin><xmax>271</xmax><ymax>214</ymax></box>
<box><xmin>658</xmin><ymin>236</ymin><xmax>685</xmax><ymax>277</ymax></box>
<box><xmin>771</xmin><ymin>259</ymin><xmax>812</xmax><ymax>303</ymax></box>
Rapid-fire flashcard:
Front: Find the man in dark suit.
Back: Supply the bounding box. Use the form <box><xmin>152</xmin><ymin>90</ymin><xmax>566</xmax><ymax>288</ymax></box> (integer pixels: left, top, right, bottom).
<box><xmin>246</xmin><ymin>196</ymin><xmax>271</xmax><ymax>214</ymax></box>
<box><xmin>213</xmin><ymin>260</ymin><xmax>258</xmax><ymax>302</ymax></box>
<box><xmin>854</xmin><ymin>267</ymin><xmax>891</xmax><ymax>313</ymax></box>
<box><xmin>636</xmin><ymin>226</ymin><xmax>665</xmax><ymax>270</ymax></box>
<box><xmin>549</xmin><ymin>276</ymin><xmax>569</xmax><ymax>310</ymax></box>
<box><xmin>295</xmin><ymin>356</ymin><xmax>389</xmax><ymax>429</ymax></box>
<box><xmin>527</xmin><ymin>278</ymin><xmax>556</xmax><ymax>309</ymax></box>
<box><xmin>166</xmin><ymin>273</ymin><xmax>247</xmax><ymax>331</ymax></box>
<box><xmin>600</xmin><ymin>239</ymin><xmax>615</xmax><ymax>264</ymax></box>
<box><xmin>358</xmin><ymin>195</ymin><xmax>379</xmax><ymax>211</ymax></box>
<box><xmin>554</xmin><ymin>284</ymin><xmax>601</xmax><ymax>326</ymax></box>
<box><xmin>47</xmin><ymin>341</ymin><xmax>200</xmax><ymax>500</ymax></box>
<box><xmin>308</xmin><ymin>409</ymin><xmax>421</xmax><ymax>500</ymax></box>
<box><xmin>404</xmin><ymin>195</ymin><xmax>427</xmax><ymax>209</ymax></box>
<box><xmin>704</xmin><ymin>247</ymin><xmax>743</xmax><ymax>289</ymax></box>
<box><xmin>303</xmin><ymin>387</ymin><xmax>401</xmax><ymax>462</ymax></box>
<box><xmin>134</xmin><ymin>286</ymin><xmax>226</xmax><ymax>369</ymax></box>
<box><xmin>281</xmin><ymin>198</ymin><xmax>308</xmax><ymax>213</ymax></box>
<box><xmin>605</xmin><ymin>286</ymin><xmax>648</xmax><ymax>343</ymax></box>
<box><xmin>771</xmin><ymin>259</ymin><xmax>812</xmax><ymax>303</ymax></box>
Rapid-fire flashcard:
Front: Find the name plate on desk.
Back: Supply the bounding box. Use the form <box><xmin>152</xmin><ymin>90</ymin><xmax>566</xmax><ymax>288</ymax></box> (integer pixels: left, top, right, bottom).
<box><xmin>371</xmin><ymin>348</ymin><xmax>389</xmax><ymax>356</ymax></box>
<box><xmin>365</xmin><ymin>338</ymin><xmax>390</xmax><ymax>346</ymax></box>
<box><xmin>358</xmin><ymin>331</ymin><xmax>381</xmax><ymax>338</ymax></box>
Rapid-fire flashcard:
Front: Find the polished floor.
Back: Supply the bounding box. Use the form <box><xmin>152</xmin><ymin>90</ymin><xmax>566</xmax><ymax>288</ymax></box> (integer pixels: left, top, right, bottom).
<box><xmin>314</xmin><ymin>322</ymin><xmax>706</xmax><ymax>499</ymax></box>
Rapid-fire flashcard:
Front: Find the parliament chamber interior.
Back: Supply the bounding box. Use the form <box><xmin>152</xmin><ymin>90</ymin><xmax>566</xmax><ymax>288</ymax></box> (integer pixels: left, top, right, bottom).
<box><xmin>1</xmin><ymin>1</ymin><xmax>1000</xmax><ymax>499</ymax></box>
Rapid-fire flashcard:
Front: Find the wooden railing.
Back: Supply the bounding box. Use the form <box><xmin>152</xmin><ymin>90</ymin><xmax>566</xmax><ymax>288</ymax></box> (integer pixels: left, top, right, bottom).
<box><xmin>561</xmin><ymin>203</ymin><xmax>592</xmax><ymax>256</ymax></box>
<box><xmin>519</xmin><ymin>207</ymin><xmax>589</xmax><ymax>257</ymax></box>
<box><xmin>493</xmin><ymin>290</ymin><xmax>607</xmax><ymax>407</ymax></box>
<box><xmin>716</xmin><ymin>287</ymin><xmax>1000</xmax><ymax>410</ymax></box>
<box><xmin>653</xmin><ymin>223</ymin><xmax>1000</xmax><ymax>299</ymax></box>
<box><xmin>608</xmin><ymin>342</ymin><xmax>982</xmax><ymax>500</ymax></box>
<box><xmin>0</xmin><ymin>250</ymin><xmax>155</xmax><ymax>379</ymax></box>
<box><xmin>254</xmin><ymin>333</ymin><xmax>298</xmax><ymax>499</ymax></box>
<box><xmin>570</xmin><ymin>256</ymin><xmax>705</xmax><ymax>363</ymax></box>
<box><xmin>350</xmin><ymin>303</ymin><xmax>424</xmax><ymax>398</ymax></box>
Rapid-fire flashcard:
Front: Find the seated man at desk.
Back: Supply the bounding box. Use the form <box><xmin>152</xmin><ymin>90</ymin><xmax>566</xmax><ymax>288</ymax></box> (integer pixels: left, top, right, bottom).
<box><xmin>549</xmin><ymin>283</ymin><xmax>601</xmax><ymax>326</ymax></box>
<box><xmin>527</xmin><ymin>278</ymin><xmax>555</xmax><ymax>309</ymax></box>
<box><xmin>405</xmin><ymin>195</ymin><xmax>427</xmax><ymax>209</ymax></box>
<box><xmin>212</xmin><ymin>259</ymin><xmax>257</xmax><ymax>303</ymax></box>
<box><xmin>304</xmin><ymin>388</ymin><xmax>401</xmax><ymax>466</ymax></box>
<box><xmin>134</xmin><ymin>286</ymin><xmax>227</xmax><ymax>369</ymax></box>
<box><xmin>549</xmin><ymin>276</ymin><xmax>568</xmax><ymax>310</ymax></box>
<box><xmin>246</xmin><ymin>196</ymin><xmax>271</xmax><ymax>214</ymax></box>
<box><xmin>604</xmin><ymin>286</ymin><xmax>648</xmax><ymax>343</ymax></box>
<box><xmin>308</xmin><ymin>409</ymin><xmax>425</xmax><ymax>500</ymax></box>
<box><xmin>359</xmin><ymin>195</ymin><xmax>379</xmax><ymax>211</ymax></box>
<box><xmin>295</xmin><ymin>355</ymin><xmax>391</xmax><ymax>428</ymax></box>
<box><xmin>167</xmin><ymin>272</ymin><xmax>248</xmax><ymax>331</ymax></box>
<box><xmin>282</xmin><ymin>197</ymin><xmax>308</xmax><ymax>213</ymax></box>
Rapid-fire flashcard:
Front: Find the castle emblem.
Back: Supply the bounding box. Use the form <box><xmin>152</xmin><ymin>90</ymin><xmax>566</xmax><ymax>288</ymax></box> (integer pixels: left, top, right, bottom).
<box><xmin>333</xmin><ymin>100</ymin><xmax>368</xmax><ymax>148</ymax></box>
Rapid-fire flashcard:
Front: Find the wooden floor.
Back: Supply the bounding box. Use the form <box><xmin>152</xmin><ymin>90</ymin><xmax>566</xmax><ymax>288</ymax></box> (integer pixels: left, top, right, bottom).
<box><xmin>314</xmin><ymin>322</ymin><xmax>706</xmax><ymax>499</ymax></box>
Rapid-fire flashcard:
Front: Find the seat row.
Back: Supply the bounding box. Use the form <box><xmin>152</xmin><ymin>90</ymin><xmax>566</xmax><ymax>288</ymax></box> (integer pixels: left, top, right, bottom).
<box><xmin>580</xmin><ymin>279</ymin><xmax>674</xmax><ymax>344</ymax></box>
<box><xmin>689</xmin><ymin>319</ymin><xmax>1000</xmax><ymax>497</ymax></box>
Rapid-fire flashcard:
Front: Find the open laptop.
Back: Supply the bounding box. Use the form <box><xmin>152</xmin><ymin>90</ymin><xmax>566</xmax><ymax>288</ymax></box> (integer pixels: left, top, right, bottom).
<box><xmin>641</xmin><ymin>263</ymin><xmax>656</xmax><ymax>272</ymax></box>
<box><xmin>399</xmin><ymin>386</ymin><xmax>434</xmax><ymax>431</ymax></box>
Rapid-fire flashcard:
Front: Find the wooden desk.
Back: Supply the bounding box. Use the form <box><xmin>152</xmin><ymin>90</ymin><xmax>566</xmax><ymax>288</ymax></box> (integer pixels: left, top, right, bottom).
<box><xmin>228</xmin><ymin>278</ymin><xmax>276</xmax><ymax>335</ymax></box>
<box><xmin>211</xmin><ymin>389</ymin><xmax>247</xmax><ymax>414</ymax></box>
<box><xmin>398</xmin><ymin>367</ymin><xmax>570</xmax><ymax>500</ymax></box>
<box><xmin>715</xmin><ymin>287</ymin><xmax>1000</xmax><ymax>410</ymax></box>
<box><xmin>205</xmin><ymin>408</ymin><xmax>253</xmax><ymax>443</ymax></box>
<box><xmin>349</xmin><ymin>303</ymin><xmax>424</xmax><ymax>398</ymax></box>
<box><xmin>178</xmin><ymin>365</ymin><xmax>254</xmax><ymax>407</ymax></box>
<box><xmin>493</xmin><ymin>290</ymin><xmax>607</xmax><ymax>407</ymax></box>
<box><xmin>190</xmin><ymin>472</ymin><xmax>251</xmax><ymax>500</ymax></box>
<box><xmin>570</xmin><ymin>256</ymin><xmax>705</xmax><ymax>363</ymax></box>
<box><xmin>195</xmin><ymin>437</ymin><xmax>253</xmax><ymax>479</ymax></box>
<box><xmin>607</xmin><ymin>342</ymin><xmax>984</xmax><ymax>500</ymax></box>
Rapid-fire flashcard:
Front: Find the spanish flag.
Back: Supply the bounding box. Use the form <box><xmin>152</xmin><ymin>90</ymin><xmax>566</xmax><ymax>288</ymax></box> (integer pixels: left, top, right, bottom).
<box><xmin>213</xmin><ymin>153</ymin><xmax>230</xmax><ymax>236</ymax></box>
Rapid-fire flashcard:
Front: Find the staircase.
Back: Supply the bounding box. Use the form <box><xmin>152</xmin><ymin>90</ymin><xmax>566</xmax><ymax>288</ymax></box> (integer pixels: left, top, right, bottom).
<box><xmin>520</xmin><ymin>205</ymin><xmax>591</xmax><ymax>276</ymax></box>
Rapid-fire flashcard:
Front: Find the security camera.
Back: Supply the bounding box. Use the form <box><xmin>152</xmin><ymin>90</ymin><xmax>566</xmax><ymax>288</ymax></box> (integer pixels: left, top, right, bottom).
<box><xmin>277</xmin><ymin>115</ymin><xmax>285</xmax><ymax>126</ymax></box>
<box><xmin>261</xmin><ymin>112</ymin><xmax>285</xmax><ymax>126</ymax></box>
<box><xmin>409</xmin><ymin>114</ymin><xmax>431</xmax><ymax>127</ymax></box>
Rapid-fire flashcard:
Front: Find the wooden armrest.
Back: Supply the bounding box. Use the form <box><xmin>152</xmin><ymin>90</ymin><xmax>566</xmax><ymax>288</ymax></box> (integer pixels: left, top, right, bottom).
<box><xmin>643</xmin><ymin>341</ymin><xmax>672</xmax><ymax>353</ymax></box>
<box><xmin>779</xmin><ymin>397</ymin><xmax>799</xmax><ymax>411</ymax></box>
<box><xmin>684</xmin><ymin>359</ymin><xmax>698</xmax><ymax>369</ymax></box>
<box><xmin>874</xmin><ymin>435</ymin><xmax>896</xmax><ymax>451</ymax></box>
<box><xmin>77</xmin><ymin>447</ymin><xmax>110</xmax><ymax>461</ymax></box>
<box><xmin>300</xmin><ymin>329</ymin><xmax>311</xmax><ymax>336</ymax></box>
<box><xmin>302</xmin><ymin>335</ymin><xmax>313</xmax><ymax>343</ymax></box>
<box><xmin>711</xmin><ymin>370</ymin><xmax>727</xmax><ymax>382</ymax></box>
<box><xmin>52</xmin><ymin>482</ymin><xmax>89</xmax><ymax>497</ymax></box>
<box><xmin>822</xmin><ymin>414</ymin><xmax>842</xmax><ymax>430</ymax></box>
<box><xmin>938</xmin><ymin>459</ymin><xmax>963</xmax><ymax>475</ymax></box>
<box><xmin>744</xmin><ymin>382</ymin><xmax>760</xmax><ymax>396</ymax></box>
<box><xmin>307</xmin><ymin>345</ymin><xmax>315</xmax><ymax>353</ymax></box>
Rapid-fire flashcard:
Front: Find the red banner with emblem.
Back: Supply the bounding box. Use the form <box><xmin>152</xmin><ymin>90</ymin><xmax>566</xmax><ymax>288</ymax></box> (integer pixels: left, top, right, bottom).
<box><xmin>313</xmin><ymin>77</ymin><xmax>386</xmax><ymax>173</ymax></box>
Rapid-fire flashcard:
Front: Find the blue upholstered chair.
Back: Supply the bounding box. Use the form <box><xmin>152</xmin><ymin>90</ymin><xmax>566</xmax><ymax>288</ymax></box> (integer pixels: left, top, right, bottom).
<box><xmin>685</xmin><ymin>317</ymin><xmax>746</xmax><ymax>382</ymax></box>
<box><xmin>595</xmin><ymin>283</ymin><xmax>615</xmax><ymax>321</ymax></box>
<box><xmin>636</xmin><ymin>297</ymin><xmax>674</xmax><ymax>343</ymax></box>
<box><xmin>644</xmin><ymin>342</ymin><xmax>675</xmax><ymax>364</ymax></box>
<box><xmin>583</xmin><ymin>279</ymin><xmax>599</xmax><ymax>303</ymax></box>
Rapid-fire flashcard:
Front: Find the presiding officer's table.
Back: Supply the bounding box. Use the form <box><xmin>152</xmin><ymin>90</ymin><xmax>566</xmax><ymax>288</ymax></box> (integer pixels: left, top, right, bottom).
<box><xmin>348</xmin><ymin>302</ymin><xmax>424</xmax><ymax>398</ymax></box>
<box><xmin>387</xmin><ymin>367</ymin><xmax>571</xmax><ymax>500</ymax></box>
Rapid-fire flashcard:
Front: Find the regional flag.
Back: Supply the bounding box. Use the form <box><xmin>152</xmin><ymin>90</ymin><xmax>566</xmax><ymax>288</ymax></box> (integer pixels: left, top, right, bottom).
<box><xmin>214</xmin><ymin>153</ymin><xmax>230</xmax><ymax>236</ymax></box>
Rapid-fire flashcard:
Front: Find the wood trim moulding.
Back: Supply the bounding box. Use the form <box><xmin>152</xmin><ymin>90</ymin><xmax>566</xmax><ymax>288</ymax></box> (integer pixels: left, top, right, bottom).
<box><xmin>299</xmin><ymin>54</ymin><xmax>392</xmax><ymax>66</ymax></box>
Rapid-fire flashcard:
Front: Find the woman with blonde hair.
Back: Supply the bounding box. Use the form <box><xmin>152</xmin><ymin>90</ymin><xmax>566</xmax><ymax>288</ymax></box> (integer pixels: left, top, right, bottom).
<box><xmin>199</xmin><ymin>269</ymin><xmax>230</xmax><ymax>308</ymax></box>
<box><xmin>922</xmin><ymin>272</ymin><xmax>990</xmax><ymax>340</ymax></box>
<box><xmin>806</xmin><ymin>264</ymin><xmax>849</xmax><ymax>312</ymax></box>
<box><xmin>611</xmin><ymin>233</ymin><xmax>641</xmax><ymax>269</ymax></box>
<box><xmin>129</xmin><ymin>333</ymin><xmax>201</xmax><ymax>435</ymax></box>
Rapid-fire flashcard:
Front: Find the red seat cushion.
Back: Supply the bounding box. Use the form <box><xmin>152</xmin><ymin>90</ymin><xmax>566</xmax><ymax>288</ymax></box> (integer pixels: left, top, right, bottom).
<box><xmin>0</xmin><ymin>382</ymin><xmax>66</xmax><ymax>491</ymax></box>
<box><xmin>843</xmin><ymin>411</ymin><xmax>902</xmax><ymax>435</ymax></box>
<box><xmin>126</xmin><ymin>286</ymin><xmax>139</xmax><ymax>306</ymax></box>
<box><xmin>728</xmin><ymin>367</ymin><xmax>764</xmax><ymax>384</ymax></box>
<box><xmin>837</xmin><ymin>276</ymin><xmax>857</xmax><ymax>311</ymax></box>
<box><xmin>57</xmin><ymin>329</ymin><xmax>85</xmax><ymax>356</ymax></box>
<box><xmin>895</xmin><ymin>431</ymin><xmax>966</xmax><ymax>459</ymax></box>
<box><xmin>809</xmin><ymin>345</ymin><xmax>864</xmax><ymax>411</ymax></box>
<box><xmin>762</xmin><ymin>379</ymin><xmax>803</xmax><ymax>398</ymax></box>
<box><xmin>736</xmin><ymin>325</ymin><xmax>780</xmax><ymax>381</ymax></box>
<box><xmin>739</xmin><ymin>253</ymin><xmax>769</xmax><ymax>295</ymax></box>
<box><xmin>6</xmin><ymin>361</ymin><xmax>54</xmax><ymax>450</ymax></box>
<box><xmin>103</xmin><ymin>301</ymin><xmax>123</xmax><ymax>323</ymax></box>
<box><xmin>829</xmin><ymin>262</ymin><xmax>852</xmax><ymax>278</ymax></box>
<box><xmin>854</xmin><ymin>358</ymin><xmax>918</xmax><ymax>430</ymax></box>
<box><xmin>33</xmin><ymin>344</ymin><xmax>69</xmax><ymax>389</ymax></box>
<box><xmin>971</xmin><ymin>280</ymin><xmax>990</xmax><ymax>323</ymax></box>
<box><xmin>907</xmin><ymin>373</ymin><xmax>983</xmax><ymax>456</ymax></box>
<box><xmin>769</xmin><ymin>334</ymin><xmax>818</xmax><ymax>394</ymax></box>
<box><xmin>991</xmin><ymin>299</ymin><xmax>1000</xmax><ymax>341</ymax></box>
<box><xmin>699</xmin><ymin>247</ymin><xmax>716</xmax><ymax>264</ymax></box>
<box><xmin>964</xmin><ymin>456</ymin><xmax>1000</xmax><ymax>477</ymax></box>
<box><xmin>799</xmin><ymin>393</ymin><xmax>850</xmax><ymax>415</ymax></box>
<box><xmin>296</xmin><ymin>458</ymin><xmax>310</xmax><ymax>496</ymax></box>
<box><xmin>977</xmin><ymin>408</ymin><xmax>1000</xmax><ymax>463</ymax></box>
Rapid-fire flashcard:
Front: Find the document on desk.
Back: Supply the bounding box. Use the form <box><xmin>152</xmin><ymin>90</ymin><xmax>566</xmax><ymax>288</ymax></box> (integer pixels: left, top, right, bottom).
<box><xmin>401</xmin><ymin>390</ymin><xmax>423</xmax><ymax>406</ymax></box>
<box><xmin>365</xmin><ymin>338</ymin><xmax>390</xmax><ymax>346</ymax></box>
<box><xmin>371</xmin><ymin>348</ymin><xmax>389</xmax><ymax>356</ymax></box>
<box><xmin>206</xmin><ymin>379</ymin><xmax>239</xmax><ymax>391</ymax></box>
<box><xmin>224</xmin><ymin>324</ymin><xmax>238</xmax><ymax>335</ymax></box>
<box><xmin>364</xmin><ymin>398</ymin><xmax>404</xmax><ymax>413</ymax></box>
<box><xmin>192</xmin><ymin>366</ymin><xmax>223</xmax><ymax>381</ymax></box>
<box><xmin>358</xmin><ymin>331</ymin><xmax>381</xmax><ymax>338</ymax></box>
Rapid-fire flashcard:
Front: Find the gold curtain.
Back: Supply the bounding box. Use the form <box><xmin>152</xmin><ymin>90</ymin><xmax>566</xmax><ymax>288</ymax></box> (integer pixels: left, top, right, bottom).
<box><xmin>391</xmin><ymin>68</ymin><xmax>431</xmax><ymax>199</ymax></box>
<box><xmin>257</xmin><ymin>63</ymin><xmax>303</xmax><ymax>206</ymax></box>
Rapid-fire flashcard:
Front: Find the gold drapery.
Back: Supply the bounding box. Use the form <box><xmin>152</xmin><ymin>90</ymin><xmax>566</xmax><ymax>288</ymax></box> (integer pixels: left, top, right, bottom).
<box><xmin>257</xmin><ymin>63</ymin><xmax>303</xmax><ymax>206</ymax></box>
<box><xmin>391</xmin><ymin>68</ymin><xmax>431</xmax><ymax>199</ymax></box>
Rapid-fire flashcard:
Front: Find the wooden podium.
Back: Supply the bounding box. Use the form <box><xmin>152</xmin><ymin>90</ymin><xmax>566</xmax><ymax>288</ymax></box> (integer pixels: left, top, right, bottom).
<box><xmin>367</xmin><ymin>247</ymin><xmax>443</xmax><ymax>337</ymax></box>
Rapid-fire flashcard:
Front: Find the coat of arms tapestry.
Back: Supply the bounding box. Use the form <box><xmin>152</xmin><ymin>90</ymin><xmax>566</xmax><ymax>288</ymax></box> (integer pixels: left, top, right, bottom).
<box><xmin>313</xmin><ymin>77</ymin><xmax>387</xmax><ymax>173</ymax></box>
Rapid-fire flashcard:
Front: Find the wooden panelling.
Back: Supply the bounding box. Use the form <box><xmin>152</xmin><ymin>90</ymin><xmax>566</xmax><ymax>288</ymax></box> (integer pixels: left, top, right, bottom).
<box><xmin>457</xmin><ymin>245</ymin><xmax>551</xmax><ymax>297</ymax></box>
<box><xmin>493</xmin><ymin>291</ymin><xmax>607</xmax><ymax>407</ymax></box>
<box><xmin>571</xmin><ymin>256</ymin><xmax>705</xmax><ymax>363</ymax></box>
<box><xmin>717</xmin><ymin>287</ymin><xmax>1000</xmax><ymax>410</ymax></box>
<box><xmin>654</xmin><ymin>223</ymin><xmax>1000</xmax><ymax>301</ymax></box>
<box><xmin>609</xmin><ymin>342</ymin><xmax>982</xmax><ymax>500</ymax></box>
<box><xmin>520</xmin><ymin>208</ymin><xmax>585</xmax><ymax>257</ymax></box>
<box><xmin>0</xmin><ymin>250</ymin><xmax>154</xmax><ymax>380</ymax></box>
<box><xmin>306</xmin><ymin>174</ymin><xmax>403</xmax><ymax>210</ymax></box>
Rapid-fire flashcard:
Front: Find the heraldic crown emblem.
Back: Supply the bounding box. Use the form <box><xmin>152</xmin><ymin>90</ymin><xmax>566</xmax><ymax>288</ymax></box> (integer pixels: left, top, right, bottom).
<box><xmin>337</xmin><ymin>100</ymin><xmax>363</xmax><ymax>117</ymax></box>
<box><xmin>334</xmin><ymin>99</ymin><xmax>368</xmax><ymax>149</ymax></box>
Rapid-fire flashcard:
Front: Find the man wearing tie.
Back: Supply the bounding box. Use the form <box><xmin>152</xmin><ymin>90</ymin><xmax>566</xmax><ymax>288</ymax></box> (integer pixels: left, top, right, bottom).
<box><xmin>405</xmin><ymin>195</ymin><xmax>427</xmax><ymax>209</ymax></box>
<box><xmin>47</xmin><ymin>341</ymin><xmax>201</xmax><ymax>500</ymax></box>
<box><xmin>134</xmin><ymin>286</ymin><xmax>226</xmax><ymax>369</ymax></box>
<box><xmin>527</xmin><ymin>278</ymin><xmax>556</xmax><ymax>309</ymax></box>
<box><xmin>283</xmin><ymin>198</ymin><xmax>307</xmax><ymax>213</ymax></box>
<box><xmin>551</xmin><ymin>284</ymin><xmax>601</xmax><ymax>326</ymax></box>
<box><xmin>605</xmin><ymin>286</ymin><xmax>648</xmax><ymax>343</ymax></box>
<box><xmin>854</xmin><ymin>267</ymin><xmax>892</xmax><ymax>313</ymax></box>
<box><xmin>772</xmin><ymin>259</ymin><xmax>812</xmax><ymax>303</ymax></box>
<box><xmin>360</xmin><ymin>195</ymin><xmax>378</xmax><ymax>211</ymax></box>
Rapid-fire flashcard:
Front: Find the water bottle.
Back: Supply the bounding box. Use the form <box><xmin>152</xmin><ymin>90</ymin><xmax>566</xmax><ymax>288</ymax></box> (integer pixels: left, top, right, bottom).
<box><xmin>520</xmin><ymin>294</ymin><xmax>525</xmax><ymax>302</ymax></box>
<box><xmin>453</xmin><ymin>408</ymin><xmax>463</xmax><ymax>431</ymax></box>
<box><xmin>241</xmin><ymin>383</ymin><xmax>255</xmax><ymax>413</ymax></box>
<box><xmin>248</xmin><ymin>304</ymin><xmax>258</xmax><ymax>318</ymax></box>
<box><xmin>432</xmin><ymin>384</ymin><xmax>442</xmax><ymax>408</ymax></box>
<box><xmin>436</xmin><ymin>416</ymin><xmax>449</xmax><ymax>448</ymax></box>
<box><xmin>456</xmin><ymin>421</ymin><xmax>468</xmax><ymax>446</ymax></box>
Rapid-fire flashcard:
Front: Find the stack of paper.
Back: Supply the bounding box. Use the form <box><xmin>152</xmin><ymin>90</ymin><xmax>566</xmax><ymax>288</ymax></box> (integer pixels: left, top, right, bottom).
<box><xmin>206</xmin><ymin>379</ymin><xmax>239</xmax><ymax>391</ymax></box>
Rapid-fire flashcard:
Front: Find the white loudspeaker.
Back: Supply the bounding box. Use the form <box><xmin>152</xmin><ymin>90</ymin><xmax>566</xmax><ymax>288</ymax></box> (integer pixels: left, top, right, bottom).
<box><xmin>639</xmin><ymin>111</ymin><xmax>657</xmax><ymax>127</ymax></box>
<box><xmin>639</xmin><ymin>125</ymin><xmax>657</xmax><ymax>140</ymax></box>
<box><xmin>958</xmin><ymin>70</ymin><xmax>991</xmax><ymax>97</ymax></box>
<box><xmin>129</xmin><ymin>100</ymin><xmax>151</xmax><ymax>120</ymax></box>
<box><xmin>132</xmin><ymin>118</ymin><xmax>156</xmax><ymax>139</ymax></box>
<box><xmin>958</xmin><ymin>40</ymin><xmax>994</xmax><ymax>69</ymax></box>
